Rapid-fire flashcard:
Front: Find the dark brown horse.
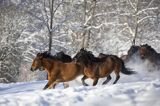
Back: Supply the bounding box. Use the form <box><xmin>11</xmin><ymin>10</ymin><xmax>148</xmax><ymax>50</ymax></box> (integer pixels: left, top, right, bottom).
<box><xmin>31</xmin><ymin>52</ymin><xmax>84</xmax><ymax>90</ymax></box>
<box><xmin>121</xmin><ymin>45</ymin><xmax>140</xmax><ymax>62</ymax></box>
<box><xmin>74</xmin><ymin>49</ymin><xmax>136</xmax><ymax>86</ymax></box>
<box><xmin>139</xmin><ymin>44</ymin><xmax>160</xmax><ymax>69</ymax></box>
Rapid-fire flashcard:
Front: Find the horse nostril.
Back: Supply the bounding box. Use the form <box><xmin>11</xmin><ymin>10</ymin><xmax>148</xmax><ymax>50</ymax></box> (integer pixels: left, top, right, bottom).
<box><xmin>141</xmin><ymin>55</ymin><xmax>145</xmax><ymax>59</ymax></box>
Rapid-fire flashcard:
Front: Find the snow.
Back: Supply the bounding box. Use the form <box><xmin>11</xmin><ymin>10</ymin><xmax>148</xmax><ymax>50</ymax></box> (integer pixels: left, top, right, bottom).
<box><xmin>0</xmin><ymin>80</ymin><xmax>160</xmax><ymax>106</ymax></box>
<box><xmin>0</xmin><ymin>60</ymin><xmax>160</xmax><ymax>106</ymax></box>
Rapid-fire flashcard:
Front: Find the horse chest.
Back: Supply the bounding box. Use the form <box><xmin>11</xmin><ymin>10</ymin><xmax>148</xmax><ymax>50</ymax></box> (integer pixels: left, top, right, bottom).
<box><xmin>84</xmin><ymin>68</ymin><xmax>96</xmax><ymax>78</ymax></box>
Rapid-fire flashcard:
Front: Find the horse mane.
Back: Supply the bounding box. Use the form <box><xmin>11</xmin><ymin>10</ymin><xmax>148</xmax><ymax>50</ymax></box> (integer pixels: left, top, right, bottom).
<box><xmin>42</xmin><ymin>51</ymin><xmax>58</xmax><ymax>60</ymax></box>
<box><xmin>80</xmin><ymin>48</ymin><xmax>101</xmax><ymax>62</ymax></box>
<box><xmin>56</xmin><ymin>51</ymin><xmax>72</xmax><ymax>62</ymax></box>
<box><xmin>75</xmin><ymin>48</ymin><xmax>103</xmax><ymax>67</ymax></box>
<box><xmin>141</xmin><ymin>44</ymin><xmax>157</xmax><ymax>54</ymax></box>
<box><xmin>98</xmin><ymin>53</ymin><xmax>110</xmax><ymax>58</ymax></box>
<box><xmin>42</xmin><ymin>51</ymin><xmax>72</xmax><ymax>62</ymax></box>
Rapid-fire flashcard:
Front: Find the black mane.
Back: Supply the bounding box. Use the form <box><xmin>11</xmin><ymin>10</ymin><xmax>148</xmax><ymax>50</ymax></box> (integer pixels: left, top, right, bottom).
<box><xmin>42</xmin><ymin>51</ymin><xmax>72</xmax><ymax>62</ymax></box>
<box><xmin>74</xmin><ymin>48</ymin><xmax>103</xmax><ymax>67</ymax></box>
<box><xmin>141</xmin><ymin>44</ymin><xmax>157</xmax><ymax>54</ymax></box>
<box><xmin>42</xmin><ymin>51</ymin><xmax>58</xmax><ymax>60</ymax></box>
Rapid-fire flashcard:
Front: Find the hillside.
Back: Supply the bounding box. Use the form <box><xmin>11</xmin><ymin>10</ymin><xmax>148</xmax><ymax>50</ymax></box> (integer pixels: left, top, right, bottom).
<box><xmin>0</xmin><ymin>80</ymin><xmax>160</xmax><ymax>106</ymax></box>
<box><xmin>1</xmin><ymin>61</ymin><xmax>160</xmax><ymax>106</ymax></box>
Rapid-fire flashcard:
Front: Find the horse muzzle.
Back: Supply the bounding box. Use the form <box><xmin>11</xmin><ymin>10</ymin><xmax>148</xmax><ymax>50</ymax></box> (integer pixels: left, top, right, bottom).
<box><xmin>39</xmin><ymin>67</ymin><xmax>45</xmax><ymax>71</ymax></box>
<box><xmin>140</xmin><ymin>55</ymin><xmax>145</xmax><ymax>59</ymax></box>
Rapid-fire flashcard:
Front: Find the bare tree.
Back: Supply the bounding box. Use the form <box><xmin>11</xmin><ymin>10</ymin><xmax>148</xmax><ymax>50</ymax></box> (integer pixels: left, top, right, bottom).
<box><xmin>81</xmin><ymin>0</ymin><xmax>97</xmax><ymax>48</ymax></box>
<box><xmin>30</xmin><ymin>0</ymin><xmax>65</xmax><ymax>52</ymax></box>
<box><xmin>0</xmin><ymin>4</ymin><xmax>29</xmax><ymax>82</ymax></box>
<box><xmin>120</xmin><ymin>0</ymin><xmax>158</xmax><ymax>45</ymax></box>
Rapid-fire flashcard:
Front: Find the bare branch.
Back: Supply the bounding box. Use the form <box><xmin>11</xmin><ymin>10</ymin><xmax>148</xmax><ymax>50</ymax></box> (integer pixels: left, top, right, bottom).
<box><xmin>128</xmin><ymin>0</ymin><xmax>136</xmax><ymax>11</ymax></box>
<box><xmin>137</xmin><ymin>7</ymin><xmax>158</xmax><ymax>15</ymax></box>
<box><xmin>146</xmin><ymin>0</ymin><xmax>155</xmax><ymax>8</ymax></box>
<box><xmin>52</xmin><ymin>0</ymin><xmax>64</xmax><ymax>18</ymax></box>
<box><xmin>43</xmin><ymin>0</ymin><xmax>50</xmax><ymax>30</ymax></box>
<box><xmin>27</xmin><ymin>11</ymin><xmax>49</xmax><ymax>29</ymax></box>
<box><xmin>138</xmin><ymin>16</ymin><xmax>157</xmax><ymax>24</ymax></box>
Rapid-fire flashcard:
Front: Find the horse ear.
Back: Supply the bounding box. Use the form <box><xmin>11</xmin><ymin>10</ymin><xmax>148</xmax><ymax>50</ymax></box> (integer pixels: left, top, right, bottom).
<box><xmin>61</xmin><ymin>51</ymin><xmax>64</xmax><ymax>54</ymax></box>
<box><xmin>37</xmin><ymin>53</ymin><xmax>41</xmax><ymax>56</ymax></box>
<box><xmin>37</xmin><ymin>53</ymin><xmax>43</xmax><ymax>58</ymax></box>
<box><xmin>43</xmin><ymin>51</ymin><xmax>49</xmax><ymax>54</ymax></box>
<box><xmin>140</xmin><ymin>44</ymin><xmax>143</xmax><ymax>47</ymax></box>
<box><xmin>80</xmin><ymin>48</ymin><xmax>85</xmax><ymax>51</ymax></box>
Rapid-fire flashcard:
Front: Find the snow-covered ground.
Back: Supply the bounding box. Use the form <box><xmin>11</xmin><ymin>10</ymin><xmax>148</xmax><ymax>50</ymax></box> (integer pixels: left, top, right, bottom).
<box><xmin>0</xmin><ymin>61</ymin><xmax>160</xmax><ymax>106</ymax></box>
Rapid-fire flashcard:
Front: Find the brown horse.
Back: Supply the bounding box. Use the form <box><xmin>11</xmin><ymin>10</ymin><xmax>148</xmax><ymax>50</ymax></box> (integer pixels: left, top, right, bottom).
<box><xmin>139</xmin><ymin>44</ymin><xmax>160</xmax><ymax>70</ymax></box>
<box><xmin>30</xmin><ymin>52</ymin><xmax>84</xmax><ymax>90</ymax></box>
<box><xmin>74</xmin><ymin>49</ymin><xmax>136</xmax><ymax>86</ymax></box>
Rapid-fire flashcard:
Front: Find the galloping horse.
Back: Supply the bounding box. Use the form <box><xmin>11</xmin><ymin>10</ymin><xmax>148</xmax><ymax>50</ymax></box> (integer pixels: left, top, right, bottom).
<box><xmin>139</xmin><ymin>44</ymin><xmax>160</xmax><ymax>70</ymax></box>
<box><xmin>31</xmin><ymin>52</ymin><xmax>84</xmax><ymax>90</ymax></box>
<box><xmin>121</xmin><ymin>45</ymin><xmax>140</xmax><ymax>62</ymax></box>
<box><xmin>74</xmin><ymin>49</ymin><xmax>136</xmax><ymax>86</ymax></box>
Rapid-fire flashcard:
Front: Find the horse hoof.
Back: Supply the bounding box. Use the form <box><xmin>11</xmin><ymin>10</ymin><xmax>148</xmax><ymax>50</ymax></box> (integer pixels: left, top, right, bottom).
<box><xmin>102</xmin><ymin>82</ymin><xmax>106</xmax><ymax>85</ymax></box>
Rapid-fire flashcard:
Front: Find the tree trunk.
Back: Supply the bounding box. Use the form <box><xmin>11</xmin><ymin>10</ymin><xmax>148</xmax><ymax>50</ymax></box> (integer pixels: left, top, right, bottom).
<box><xmin>83</xmin><ymin>0</ymin><xmax>97</xmax><ymax>48</ymax></box>
<box><xmin>48</xmin><ymin>0</ymin><xmax>54</xmax><ymax>53</ymax></box>
<box><xmin>132</xmin><ymin>0</ymin><xmax>139</xmax><ymax>45</ymax></box>
<box><xmin>81</xmin><ymin>0</ymin><xmax>87</xmax><ymax>48</ymax></box>
<box><xmin>84</xmin><ymin>30</ymin><xmax>91</xmax><ymax>48</ymax></box>
<box><xmin>48</xmin><ymin>31</ymin><xmax>52</xmax><ymax>52</ymax></box>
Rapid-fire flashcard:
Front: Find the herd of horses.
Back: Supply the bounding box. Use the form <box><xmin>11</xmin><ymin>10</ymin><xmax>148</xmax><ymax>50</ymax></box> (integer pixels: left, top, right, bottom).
<box><xmin>30</xmin><ymin>44</ymin><xmax>160</xmax><ymax>90</ymax></box>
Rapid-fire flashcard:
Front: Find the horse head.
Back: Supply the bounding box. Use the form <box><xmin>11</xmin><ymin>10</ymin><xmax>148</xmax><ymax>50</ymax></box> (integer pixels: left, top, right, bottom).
<box><xmin>139</xmin><ymin>44</ymin><xmax>156</xmax><ymax>59</ymax></box>
<box><xmin>128</xmin><ymin>45</ymin><xmax>139</xmax><ymax>57</ymax></box>
<box><xmin>73</xmin><ymin>48</ymin><xmax>96</xmax><ymax>67</ymax></box>
<box><xmin>30</xmin><ymin>52</ymin><xmax>45</xmax><ymax>72</ymax></box>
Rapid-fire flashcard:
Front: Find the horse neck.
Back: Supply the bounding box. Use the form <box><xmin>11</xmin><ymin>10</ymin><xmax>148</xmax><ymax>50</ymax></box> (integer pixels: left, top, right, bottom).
<box><xmin>42</xmin><ymin>58</ymin><xmax>55</xmax><ymax>71</ymax></box>
<box><xmin>148</xmin><ymin>50</ymin><xmax>156</xmax><ymax>57</ymax></box>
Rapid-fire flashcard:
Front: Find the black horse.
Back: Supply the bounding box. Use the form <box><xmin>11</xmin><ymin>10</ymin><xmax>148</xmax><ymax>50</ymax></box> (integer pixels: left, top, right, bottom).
<box><xmin>121</xmin><ymin>45</ymin><xmax>140</xmax><ymax>62</ymax></box>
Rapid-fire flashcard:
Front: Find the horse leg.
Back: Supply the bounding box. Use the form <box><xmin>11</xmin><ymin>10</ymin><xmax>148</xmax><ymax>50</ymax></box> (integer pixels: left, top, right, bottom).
<box><xmin>63</xmin><ymin>82</ymin><xmax>69</xmax><ymax>88</ymax></box>
<box><xmin>48</xmin><ymin>82</ymin><xmax>57</xmax><ymax>89</ymax></box>
<box><xmin>52</xmin><ymin>79</ymin><xmax>69</xmax><ymax>89</ymax></box>
<box><xmin>43</xmin><ymin>72</ymin><xmax>58</xmax><ymax>90</ymax></box>
<box><xmin>102</xmin><ymin>75</ymin><xmax>112</xmax><ymax>85</ymax></box>
<box><xmin>43</xmin><ymin>79</ymin><xmax>55</xmax><ymax>90</ymax></box>
<box><xmin>52</xmin><ymin>82</ymin><xmax>58</xmax><ymax>88</ymax></box>
<box><xmin>113</xmin><ymin>75</ymin><xmax>120</xmax><ymax>84</ymax></box>
<box><xmin>113</xmin><ymin>71</ymin><xmax>120</xmax><ymax>84</ymax></box>
<box><xmin>81</xmin><ymin>75</ymin><xmax>89</xmax><ymax>86</ymax></box>
<box><xmin>46</xmin><ymin>73</ymin><xmax>48</xmax><ymax>80</ymax></box>
<box><xmin>93</xmin><ymin>78</ymin><xmax>99</xmax><ymax>86</ymax></box>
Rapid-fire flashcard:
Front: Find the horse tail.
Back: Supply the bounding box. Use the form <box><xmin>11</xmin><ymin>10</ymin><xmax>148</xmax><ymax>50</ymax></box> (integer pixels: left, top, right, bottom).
<box><xmin>120</xmin><ymin>59</ymin><xmax>136</xmax><ymax>75</ymax></box>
